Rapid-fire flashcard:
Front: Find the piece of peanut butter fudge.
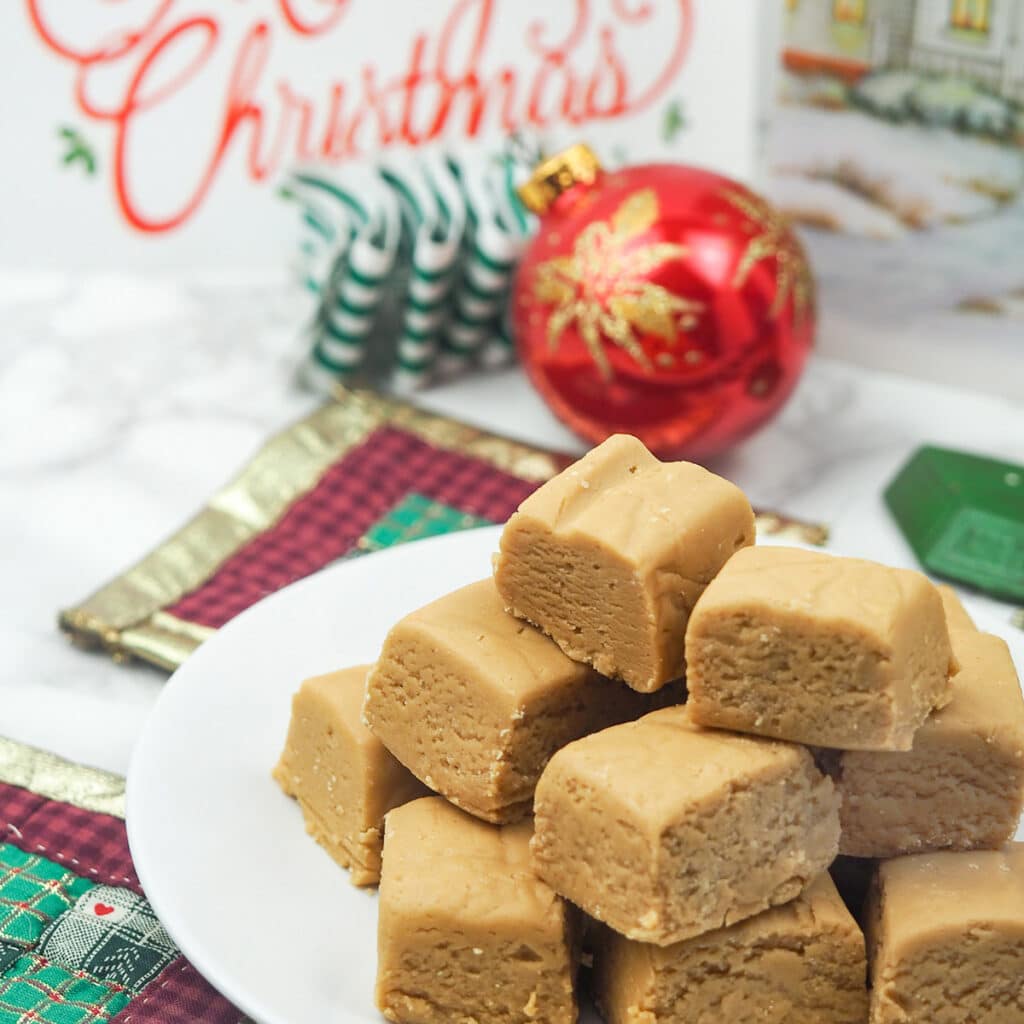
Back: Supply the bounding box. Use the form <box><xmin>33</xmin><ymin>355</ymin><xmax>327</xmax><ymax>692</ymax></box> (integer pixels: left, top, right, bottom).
<box><xmin>687</xmin><ymin>546</ymin><xmax>955</xmax><ymax>751</ymax></box>
<box><xmin>867</xmin><ymin>845</ymin><xmax>1024</xmax><ymax>1024</ymax></box>
<box><xmin>273</xmin><ymin>665</ymin><xmax>428</xmax><ymax>886</ymax></box>
<box><xmin>493</xmin><ymin>434</ymin><xmax>754</xmax><ymax>693</ymax></box>
<box><xmin>531</xmin><ymin>706</ymin><xmax>840</xmax><ymax>946</ymax></box>
<box><xmin>375</xmin><ymin>797</ymin><xmax>578</xmax><ymax>1024</ymax></box>
<box><xmin>938</xmin><ymin>583</ymin><xmax>976</xmax><ymax>632</ymax></box>
<box><xmin>363</xmin><ymin>578</ymin><xmax>653</xmax><ymax>824</ymax></box>
<box><xmin>594</xmin><ymin>873</ymin><xmax>868</xmax><ymax>1024</ymax></box>
<box><xmin>833</xmin><ymin>630</ymin><xmax>1024</xmax><ymax>858</ymax></box>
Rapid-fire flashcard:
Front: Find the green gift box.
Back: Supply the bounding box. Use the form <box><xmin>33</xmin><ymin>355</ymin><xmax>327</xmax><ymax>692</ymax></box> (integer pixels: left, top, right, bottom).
<box><xmin>885</xmin><ymin>446</ymin><xmax>1024</xmax><ymax>603</ymax></box>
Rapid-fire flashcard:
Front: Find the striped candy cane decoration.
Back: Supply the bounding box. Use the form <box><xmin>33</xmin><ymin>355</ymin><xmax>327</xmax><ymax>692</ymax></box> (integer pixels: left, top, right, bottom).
<box><xmin>437</xmin><ymin>148</ymin><xmax>532</xmax><ymax>377</ymax></box>
<box><xmin>280</xmin><ymin>175</ymin><xmax>356</xmax><ymax>327</ymax></box>
<box><xmin>383</xmin><ymin>155</ymin><xmax>463</xmax><ymax>393</ymax></box>
<box><xmin>297</xmin><ymin>169</ymin><xmax>399</xmax><ymax>391</ymax></box>
<box><xmin>289</xmin><ymin>140</ymin><xmax>538</xmax><ymax>393</ymax></box>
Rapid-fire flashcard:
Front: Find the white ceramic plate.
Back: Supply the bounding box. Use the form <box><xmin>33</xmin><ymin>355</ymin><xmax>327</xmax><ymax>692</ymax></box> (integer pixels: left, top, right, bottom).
<box><xmin>128</xmin><ymin>526</ymin><xmax>1024</xmax><ymax>1024</ymax></box>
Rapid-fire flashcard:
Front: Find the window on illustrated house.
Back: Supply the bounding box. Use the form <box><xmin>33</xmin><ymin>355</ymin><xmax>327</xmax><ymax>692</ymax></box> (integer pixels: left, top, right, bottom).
<box><xmin>950</xmin><ymin>0</ymin><xmax>990</xmax><ymax>32</ymax></box>
<box><xmin>833</xmin><ymin>0</ymin><xmax>866</xmax><ymax>25</ymax></box>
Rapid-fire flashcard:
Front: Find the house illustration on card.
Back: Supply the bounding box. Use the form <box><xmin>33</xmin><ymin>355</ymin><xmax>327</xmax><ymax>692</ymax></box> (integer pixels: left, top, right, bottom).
<box><xmin>783</xmin><ymin>0</ymin><xmax>1024</xmax><ymax>102</ymax></box>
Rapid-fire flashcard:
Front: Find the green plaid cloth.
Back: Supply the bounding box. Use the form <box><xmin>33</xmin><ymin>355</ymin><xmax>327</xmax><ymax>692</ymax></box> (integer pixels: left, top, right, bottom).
<box><xmin>0</xmin><ymin>846</ymin><xmax>94</xmax><ymax>949</ymax></box>
<box><xmin>0</xmin><ymin>953</ymin><xmax>129</xmax><ymax>1023</ymax></box>
<box><xmin>37</xmin><ymin>886</ymin><xmax>177</xmax><ymax>994</ymax></box>
<box><xmin>358</xmin><ymin>493</ymin><xmax>492</xmax><ymax>554</ymax></box>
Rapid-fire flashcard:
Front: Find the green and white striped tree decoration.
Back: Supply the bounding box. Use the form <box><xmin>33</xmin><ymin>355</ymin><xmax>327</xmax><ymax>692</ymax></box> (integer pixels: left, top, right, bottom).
<box><xmin>284</xmin><ymin>142</ymin><xmax>536</xmax><ymax>393</ymax></box>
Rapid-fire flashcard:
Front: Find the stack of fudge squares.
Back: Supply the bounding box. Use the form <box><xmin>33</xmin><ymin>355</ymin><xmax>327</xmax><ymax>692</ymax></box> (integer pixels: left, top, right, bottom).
<box><xmin>274</xmin><ymin>434</ymin><xmax>1024</xmax><ymax>1024</ymax></box>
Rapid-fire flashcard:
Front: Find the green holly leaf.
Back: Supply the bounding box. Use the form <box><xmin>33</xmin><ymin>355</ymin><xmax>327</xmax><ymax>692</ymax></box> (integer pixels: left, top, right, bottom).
<box><xmin>662</xmin><ymin>100</ymin><xmax>687</xmax><ymax>143</ymax></box>
<box><xmin>58</xmin><ymin>125</ymin><xmax>97</xmax><ymax>176</ymax></box>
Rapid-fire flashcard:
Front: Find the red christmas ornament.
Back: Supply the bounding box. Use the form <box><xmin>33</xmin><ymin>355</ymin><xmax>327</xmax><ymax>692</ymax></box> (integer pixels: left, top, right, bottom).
<box><xmin>513</xmin><ymin>146</ymin><xmax>815</xmax><ymax>461</ymax></box>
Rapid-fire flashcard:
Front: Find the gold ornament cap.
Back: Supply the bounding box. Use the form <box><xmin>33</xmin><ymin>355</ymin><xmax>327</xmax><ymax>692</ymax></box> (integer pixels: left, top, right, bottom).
<box><xmin>518</xmin><ymin>144</ymin><xmax>602</xmax><ymax>215</ymax></box>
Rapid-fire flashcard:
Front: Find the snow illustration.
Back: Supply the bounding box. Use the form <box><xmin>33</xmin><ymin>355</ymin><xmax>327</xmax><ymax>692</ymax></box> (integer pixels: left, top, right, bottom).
<box><xmin>772</xmin><ymin>0</ymin><xmax>1024</xmax><ymax>350</ymax></box>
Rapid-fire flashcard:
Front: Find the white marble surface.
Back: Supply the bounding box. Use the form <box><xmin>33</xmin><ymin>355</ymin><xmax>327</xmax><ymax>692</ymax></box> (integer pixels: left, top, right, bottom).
<box><xmin>3</xmin><ymin>272</ymin><xmax>1023</xmax><ymax>777</ymax></box>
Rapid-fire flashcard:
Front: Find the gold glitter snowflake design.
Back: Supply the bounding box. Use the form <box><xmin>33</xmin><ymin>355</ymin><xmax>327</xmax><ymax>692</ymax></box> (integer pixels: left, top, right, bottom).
<box><xmin>532</xmin><ymin>189</ymin><xmax>703</xmax><ymax>379</ymax></box>
<box><xmin>723</xmin><ymin>188</ymin><xmax>815</xmax><ymax>326</ymax></box>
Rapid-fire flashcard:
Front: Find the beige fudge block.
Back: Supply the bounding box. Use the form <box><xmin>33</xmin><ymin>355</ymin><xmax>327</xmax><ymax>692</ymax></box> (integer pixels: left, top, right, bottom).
<box><xmin>833</xmin><ymin>630</ymin><xmax>1024</xmax><ymax>858</ymax></box>
<box><xmin>938</xmin><ymin>583</ymin><xmax>976</xmax><ymax>632</ymax></box>
<box><xmin>531</xmin><ymin>706</ymin><xmax>840</xmax><ymax>946</ymax></box>
<box><xmin>687</xmin><ymin>546</ymin><xmax>955</xmax><ymax>751</ymax></box>
<box><xmin>273</xmin><ymin>665</ymin><xmax>427</xmax><ymax>885</ymax></box>
<box><xmin>867</xmin><ymin>845</ymin><xmax>1024</xmax><ymax>1023</ymax></box>
<box><xmin>594</xmin><ymin>873</ymin><xmax>868</xmax><ymax>1024</ymax></box>
<box><xmin>364</xmin><ymin>578</ymin><xmax>652</xmax><ymax>824</ymax></box>
<box><xmin>494</xmin><ymin>434</ymin><xmax>755</xmax><ymax>693</ymax></box>
<box><xmin>375</xmin><ymin>796</ymin><xmax>578</xmax><ymax>1024</ymax></box>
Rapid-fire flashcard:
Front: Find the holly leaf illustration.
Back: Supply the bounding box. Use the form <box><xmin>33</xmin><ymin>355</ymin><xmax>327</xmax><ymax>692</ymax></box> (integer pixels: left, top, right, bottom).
<box><xmin>662</xmin><ymin>100</ymin><xmax>687</xmax><ymax>143</ymax></box>
<box><xmin>58</xmin><ymin>125</ymin><xmax>96</xmax><ymax>177</ymax></box>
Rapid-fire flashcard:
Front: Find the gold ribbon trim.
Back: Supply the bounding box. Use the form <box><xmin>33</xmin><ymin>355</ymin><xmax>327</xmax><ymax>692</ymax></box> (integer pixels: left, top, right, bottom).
<box><xmin>0</xmin><ymin>737</ymin><xmax>126</xmax><ymax>819</ymax></box>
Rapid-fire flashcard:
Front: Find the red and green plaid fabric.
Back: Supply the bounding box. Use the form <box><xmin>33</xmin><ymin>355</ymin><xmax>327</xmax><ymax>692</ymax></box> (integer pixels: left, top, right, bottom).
<box><xmin>167</xmin><ymin>425</ymin><xmax>536</xmax><ymax>629</ymax></box>
<box><xmin>0</xmin><ymin>954</ymin><xmax>129</xmax><ymax>1023</ymax></box>
<box><xmin>0</xmin><ymin>847</ymin><xmax>94</xmax><ymax>949</ymax></box>
<box><xmin>1</xmin><ymin>786</ymin><xmax>139</xmax><ymax>895</ymax></box>
<box><xmin>0</xmin><ymin>781</ymin><xmax>243</xmax><ymax>1024</ymax></box>
<box><xmin>37</xmin><ymin>886</ymin><xmax>177</xmax><ymax>993</ymax></box>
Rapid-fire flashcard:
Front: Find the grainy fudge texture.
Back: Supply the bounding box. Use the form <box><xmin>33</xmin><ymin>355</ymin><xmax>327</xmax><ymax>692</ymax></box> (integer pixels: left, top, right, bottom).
<box><xmin>493</xmin><ymin>434</ymin><xmax>754</xmax><ymax>693</ymax></box>
<box><xmin>375</xmin><ymin>797</ymin><xmax>578</xmax><ymax>1024</ymax></box>
<box><xmin>531</xmin><ymin>706</ymin><xmax>840</xmax><ymax>946</ymax></box>
<box><xmin>594</xmin><ymin>873</ymin><xmax>867</xmax><ymax>1024</ymax></box>
<box><xmin>937</xmin><ymin>583</ymin><xmax>976</xmax><ymax>632</ymax></box>
<box><xmin>832</xmin><ymin>630</ymin><xmax>1024</xmax><ymax>858</ymax></box>
<box><xmin>687</xmin><ymin>546</ymin><xmax>955</xmax><ymax>751</ymax></box>
<box><xmin>273</xmin><ymin>665</ymin><xmax>427</xmax><ymax>885</ymax></box>
<box><xmin>363</xmin><ymin>578</ymin><xmax>652</xmax><ymax>823</ymax></box>
<box><xmin>867</xmin><ymin>846</ymin><xmax>1024</xmax><ymax>1024</ymax></box>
